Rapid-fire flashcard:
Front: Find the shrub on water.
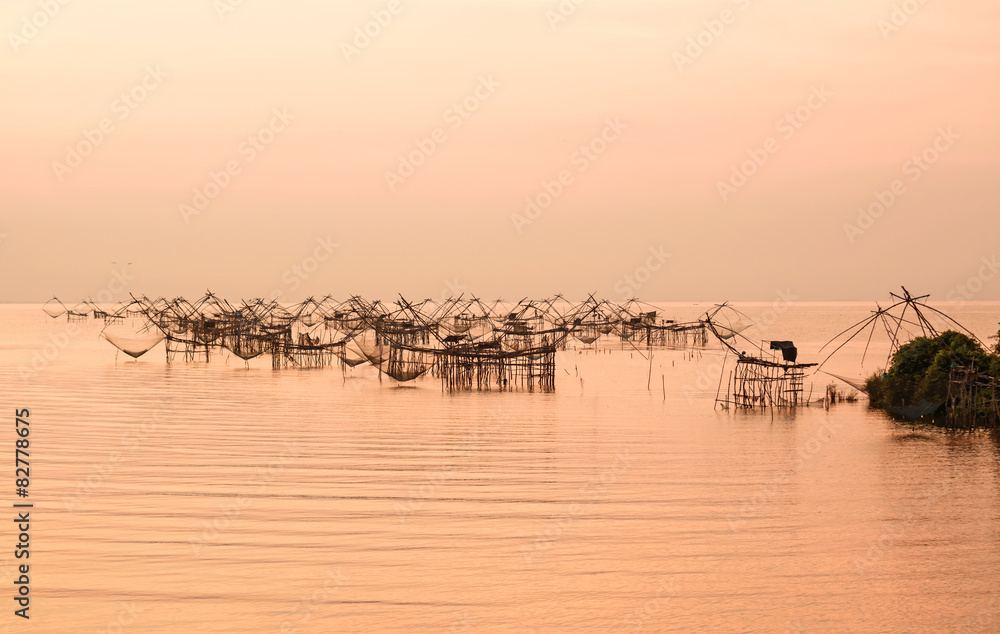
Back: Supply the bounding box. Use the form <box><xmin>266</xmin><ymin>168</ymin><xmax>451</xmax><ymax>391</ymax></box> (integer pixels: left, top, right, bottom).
<box><xmin>867</xmin><ymin>330</ymin><xmax>1000</xmax><ymax>409</ymax></box>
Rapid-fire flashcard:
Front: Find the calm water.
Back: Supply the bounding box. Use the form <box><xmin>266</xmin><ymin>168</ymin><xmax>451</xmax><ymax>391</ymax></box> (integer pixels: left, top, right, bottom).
<box><xmin>1</xmin><ymin>302</ymin><xmax>999</xmax><ymax>633</ymax></box>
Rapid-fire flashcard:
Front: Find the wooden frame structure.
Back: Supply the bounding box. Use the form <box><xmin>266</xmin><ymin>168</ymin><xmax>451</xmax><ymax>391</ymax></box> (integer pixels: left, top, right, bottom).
<box><xmin>946</xmin><ymin>367</ymin><xmax>1000</xmax><ymax>430</ymax></box>
<box><xmin>704</xmin><ymin>303</ymin><xmax>816</xmax><ymax>410</ymax></box>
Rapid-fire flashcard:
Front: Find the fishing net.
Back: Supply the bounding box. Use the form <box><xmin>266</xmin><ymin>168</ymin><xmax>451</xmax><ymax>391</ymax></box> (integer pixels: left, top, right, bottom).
<box><xmin>101</xmin><ymin>322</ymin><xmax>165</xmax><ymax>358</ymax></box>
<box><xmin>351</xmin><ymin>331</ymin><xmax>390</xmax><ymax>366</ymax></box>
<box><xmin>42</xmin><ymin>298</ymin><xmax>66</xmax><ymax>319</ymax></box>
<box><xmin>384</xmin><ymin>347</ymin><xmax>435</xmax><ymax>382</ymax></box>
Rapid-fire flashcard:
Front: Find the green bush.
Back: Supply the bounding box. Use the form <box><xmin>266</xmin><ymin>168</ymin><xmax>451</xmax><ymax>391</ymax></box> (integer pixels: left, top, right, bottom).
<box><xmin>867</xmin><ymin>329</ymin><xmax>999</xmax><ymax>408</ymax></box>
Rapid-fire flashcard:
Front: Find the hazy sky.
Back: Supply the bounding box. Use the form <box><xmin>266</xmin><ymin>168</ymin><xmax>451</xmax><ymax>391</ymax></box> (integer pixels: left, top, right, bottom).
<box><xmin>1</xmin><ymin>0</ymin><xmax>998</xmax><ymax>303</ymax></box>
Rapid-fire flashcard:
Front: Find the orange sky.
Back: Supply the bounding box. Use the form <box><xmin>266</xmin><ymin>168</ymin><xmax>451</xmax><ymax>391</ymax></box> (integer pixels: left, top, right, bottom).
<box><xmin>1</xmin><ymin>0</ymin><xmax>998</xmax><ymax>303</ymax></box>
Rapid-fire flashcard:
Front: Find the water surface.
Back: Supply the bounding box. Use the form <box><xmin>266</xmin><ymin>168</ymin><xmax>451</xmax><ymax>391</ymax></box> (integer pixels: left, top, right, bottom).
<box><xmin>2</xmin><ymin>303</ymin><xmax>998</xmax><ymax>632</ymax></box>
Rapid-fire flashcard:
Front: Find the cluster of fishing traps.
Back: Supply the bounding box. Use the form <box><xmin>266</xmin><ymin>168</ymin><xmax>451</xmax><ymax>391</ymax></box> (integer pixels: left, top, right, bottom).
<box><xmin>703</xmin><ymin>288</ymin><xmax>1000</xmax><ymax>426</ymax></box>
<box><xmin>41</xmin><ymin>288</ymin><xmax>999</xmax><ymax>428</ymax></box>
<box><xmin>41</xmin><ymin>293</ymin><xmax>716</xmax><ymax>393</ymax></box>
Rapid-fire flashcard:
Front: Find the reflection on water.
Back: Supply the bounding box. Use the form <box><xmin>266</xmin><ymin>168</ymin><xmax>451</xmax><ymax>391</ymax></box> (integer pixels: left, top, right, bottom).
<box><xmin>1</xmin><ymin>303</ymin><xmax>998</xmax><ymax>632</ymax></box>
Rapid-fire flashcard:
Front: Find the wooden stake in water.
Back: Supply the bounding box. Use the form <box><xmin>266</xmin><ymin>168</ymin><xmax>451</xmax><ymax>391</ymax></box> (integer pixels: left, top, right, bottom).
<box><xmin>647</xmin><ymin>353</ymin><xmax>653</xmax><ymax>391</ymax></box>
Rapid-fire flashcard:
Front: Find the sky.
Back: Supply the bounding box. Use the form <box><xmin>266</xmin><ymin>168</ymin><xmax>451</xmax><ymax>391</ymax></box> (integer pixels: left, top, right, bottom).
<box><xmin>1</xmin><ymin>0</ymin><xmax>998</xmax><ymax>304</ymax></box>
